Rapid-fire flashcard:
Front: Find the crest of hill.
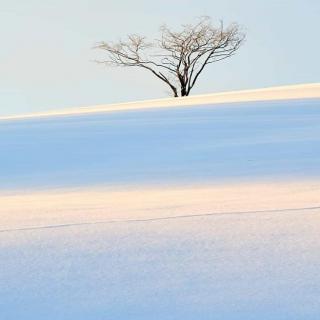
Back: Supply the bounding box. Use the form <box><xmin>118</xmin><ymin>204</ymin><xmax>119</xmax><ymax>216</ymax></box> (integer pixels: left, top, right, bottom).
<box><xmin>1</xmin><ymin>83</ymin><xmax>319</xmax><ymax>121</ymax></box>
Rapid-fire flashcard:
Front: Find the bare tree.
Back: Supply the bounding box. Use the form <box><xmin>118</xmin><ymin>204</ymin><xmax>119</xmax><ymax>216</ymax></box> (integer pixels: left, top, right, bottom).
<box><xmin>94</xmin><ymin>17</ymin><xmax>245</xmax><ymax>97</ymax></box>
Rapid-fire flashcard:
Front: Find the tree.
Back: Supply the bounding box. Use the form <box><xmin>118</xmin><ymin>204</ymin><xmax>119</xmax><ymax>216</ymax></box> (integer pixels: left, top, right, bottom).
<box><xmin>94</xmin><ymin>17</ymin><xmax>245</xmax><ymax>97</ymax></box>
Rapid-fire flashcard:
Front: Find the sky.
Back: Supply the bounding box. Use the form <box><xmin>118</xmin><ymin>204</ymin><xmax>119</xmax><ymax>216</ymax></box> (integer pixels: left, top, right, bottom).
<box><xmin>0</xmin><ymin>0</ymin><xmax>319</xmax><ymax>116</ymax></box>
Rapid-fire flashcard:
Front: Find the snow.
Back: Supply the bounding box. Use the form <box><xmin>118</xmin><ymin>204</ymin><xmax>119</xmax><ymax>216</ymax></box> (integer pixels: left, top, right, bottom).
<box><xmin>1</xmin><ymin>98</ymin><xmax>320</xmax><ymax>191</ymax></box>
<box><xmin>1</xmin><ymin>82</ymin><xmax>319</xmax><ymax>120</ymax></box>
<box><xmin>1</xmin><ymin>86</ymin><xmax>320</xmax><ymax>319</ymax></box>
<box><xmin>1</xmin><ymin>207</ymin><xmax>320</xmax><ymax>320</ymax></box>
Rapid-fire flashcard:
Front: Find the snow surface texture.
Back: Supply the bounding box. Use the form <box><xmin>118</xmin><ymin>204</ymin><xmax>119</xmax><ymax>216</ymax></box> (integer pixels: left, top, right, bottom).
<box><xmin>1</xmin><ymin>86</ymin><xmax>320</xmax><ymax>319</ymax></box>
<box><xmin>1</xmin><ymin>99</ymin><xmax>320</xmax><ymax>190</ymax></box>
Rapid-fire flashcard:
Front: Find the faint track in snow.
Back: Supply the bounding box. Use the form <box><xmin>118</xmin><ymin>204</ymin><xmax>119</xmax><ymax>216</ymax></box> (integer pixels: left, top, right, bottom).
<box><xmin>1</xmin><ymin>205</ymin><xmax>320</xmax><ymax>234</ymax></box>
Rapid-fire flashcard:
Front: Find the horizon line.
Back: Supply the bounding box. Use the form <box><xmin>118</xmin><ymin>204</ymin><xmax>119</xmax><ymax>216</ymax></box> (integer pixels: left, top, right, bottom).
<box><xmin>1</xmin><ymin>82</ymin><xmax>319</xmax><ymax>121</ymax></box>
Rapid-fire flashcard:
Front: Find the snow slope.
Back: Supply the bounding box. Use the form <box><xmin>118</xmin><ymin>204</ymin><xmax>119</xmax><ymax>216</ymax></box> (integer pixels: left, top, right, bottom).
<box><xmin>1</xmin><ymin>82</ymin><xmax>319</xmax><ymax>120</ymax></box>
<box><xmin>1</xmin><ymin>97</ymin><xmax>320</xmax><ymax>191</ymax></box>
<box><xmin>1</xmin><ymin>84</ymin><xmax>320</xmax><ymax>320</ymax></box>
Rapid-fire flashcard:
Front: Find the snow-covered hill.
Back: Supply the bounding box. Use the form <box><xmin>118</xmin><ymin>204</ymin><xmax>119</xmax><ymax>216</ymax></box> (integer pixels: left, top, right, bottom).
<box><xmin>1</xmin><ymin>82</ymin><xmax>319</xmax><ymax>120</ymax></box>
<box><xmin>1</xmin><ymin>84</ymin><xmax>320</xmax><ymax>320</ymax></box>
<box><xmin>1</xmin><ymin>84</ymin><xmax>320</xmax><ymax>191</ymax></box>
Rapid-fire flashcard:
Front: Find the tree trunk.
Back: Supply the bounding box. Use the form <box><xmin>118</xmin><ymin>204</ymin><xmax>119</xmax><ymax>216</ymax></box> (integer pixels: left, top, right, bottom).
<box><xmin>181</xmin><ymin>86</ymin><xmax>187</xmax><ymax>97</ymax></box>
<box><xmin>172</xmin><ymin>87</ymin><xmax>178</xmax><ymax>97</ymax></box>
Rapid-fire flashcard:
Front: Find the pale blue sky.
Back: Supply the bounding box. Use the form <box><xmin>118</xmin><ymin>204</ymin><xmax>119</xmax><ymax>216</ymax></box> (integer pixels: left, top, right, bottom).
<box><xmin>1</xmin><ymin>0</ymin><xmax>319</xmax><ymax>115</ymax></box>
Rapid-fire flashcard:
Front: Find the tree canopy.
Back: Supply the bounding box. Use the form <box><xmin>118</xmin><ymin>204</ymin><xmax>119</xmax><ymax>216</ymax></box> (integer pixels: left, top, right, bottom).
<box><xmin>95</xmin><ymin>17</ymin><xmax>245</xmax><ymax>97</ymax></box>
